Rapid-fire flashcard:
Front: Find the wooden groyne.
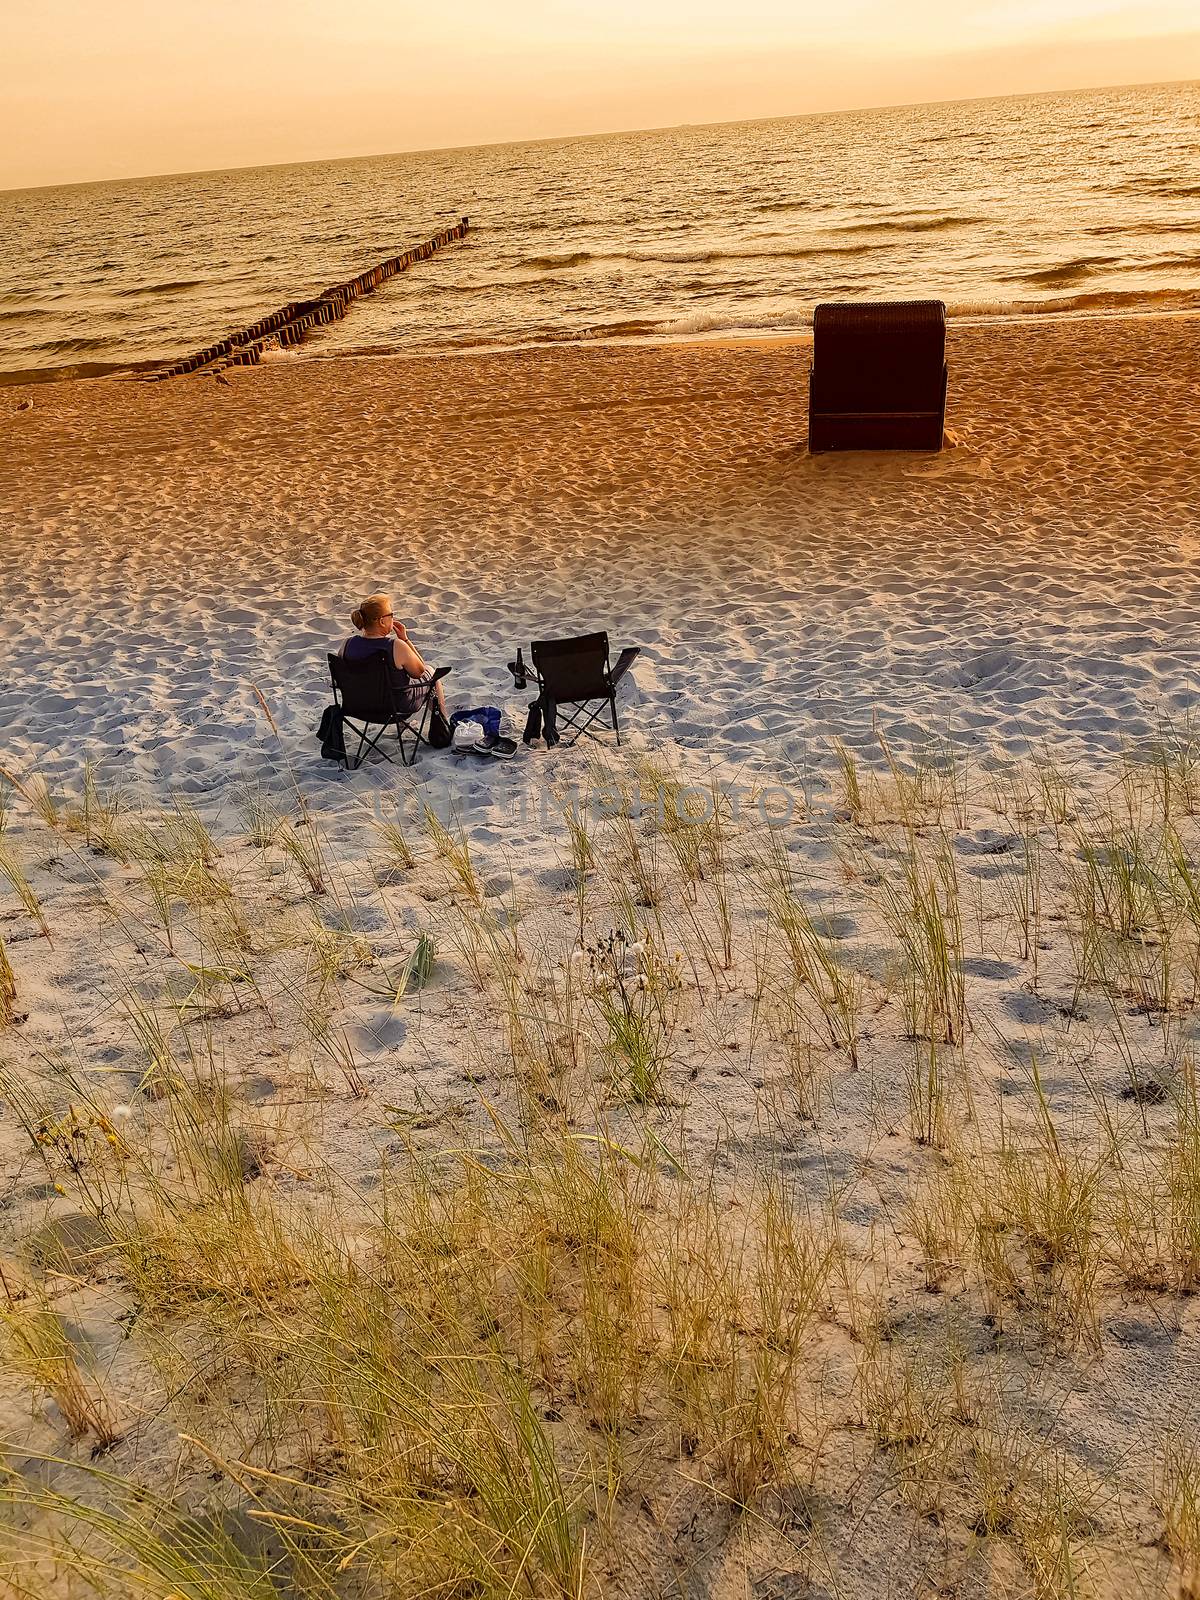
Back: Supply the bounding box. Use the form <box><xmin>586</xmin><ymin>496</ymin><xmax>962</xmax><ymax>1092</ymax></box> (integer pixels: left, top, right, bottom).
<box><xmin>148</xmin><ymin>217</ymin><xmax>470</xmax><ymax>379</ymax></box>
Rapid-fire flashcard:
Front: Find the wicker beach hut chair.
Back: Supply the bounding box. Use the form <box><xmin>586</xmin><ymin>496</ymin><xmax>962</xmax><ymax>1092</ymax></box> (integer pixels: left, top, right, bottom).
<box><xmin>808</xmin><ymin>300</ymin><xmax>947</xmax><ymax>452</ymax></box>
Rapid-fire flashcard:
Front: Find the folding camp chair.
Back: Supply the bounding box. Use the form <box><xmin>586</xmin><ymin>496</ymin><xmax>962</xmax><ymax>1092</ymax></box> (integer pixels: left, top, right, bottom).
<box><xmin>525</xmin><ymin>632</ymin><xmax>639</xmax><ymax>747</ymax></box>
<box><xmin>327</xmin><ymin>654</ymin><xmax>451</xmax><ymax>769</ymax></box>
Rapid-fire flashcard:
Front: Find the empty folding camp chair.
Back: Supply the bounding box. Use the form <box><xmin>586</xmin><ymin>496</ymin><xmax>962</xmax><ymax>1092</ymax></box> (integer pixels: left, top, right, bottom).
<box><xmin>527</xmin><ymin>632</ymin><xmax>639</xmax><ymax>747</ymax></box>
<box><xmin>327</xmin><ymin>653</ymin><xmax>450</xmax><ymax>769</ymax></box>
<box><xmin>808</xmin><ymin>300</ymin><xmax>947</xmax><ymax>452</ymax></box>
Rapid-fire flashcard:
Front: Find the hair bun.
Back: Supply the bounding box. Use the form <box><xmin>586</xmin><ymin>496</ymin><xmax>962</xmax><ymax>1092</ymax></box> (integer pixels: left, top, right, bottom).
<box><xmin>350</xmin><ymin>607</ymin><xmax>365</xmax><ymax>629</ymax></box>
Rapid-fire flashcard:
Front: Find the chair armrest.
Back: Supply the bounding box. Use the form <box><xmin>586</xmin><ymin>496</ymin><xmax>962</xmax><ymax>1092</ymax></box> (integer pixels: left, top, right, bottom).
<box><xmin>507</xmin><ymin>659</ymin><xmax>542</xmax><ymax>688</ymax></box>
<box><xmin>610</xmin><ymin>647</ymin><xmax>640</xmax><ymax>687</ymax></box>
<box><xmin>429</xmin><ymin>665</ymin><xmax>452</xmax><ymax>683</ymax></box>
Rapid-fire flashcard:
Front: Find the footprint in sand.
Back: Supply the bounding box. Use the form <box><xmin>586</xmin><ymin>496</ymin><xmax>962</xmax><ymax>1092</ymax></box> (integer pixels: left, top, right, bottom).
<box><xmin>341</xmin><ymin>1007</ymin><xmax>408</xmax><ymax>1057</ymax></box>
<box><xmin>1002</xmin><ymin>990</ymin><xmax>1058</xmax><ymax>1025</ymax></box>
<box><xmin>903</xmin><ymin>454</ymin><xmax>994</xmax><ymax>480</ymax></box>
<box><xmin>962</xmin><ymin>957</ymin><xmax>1021</xmax><ymax>981</ymax></box>
<box><xmin>954</xmin><ymin>829</ymin><xmax>1018</xmax><ymax>856</ymax></box>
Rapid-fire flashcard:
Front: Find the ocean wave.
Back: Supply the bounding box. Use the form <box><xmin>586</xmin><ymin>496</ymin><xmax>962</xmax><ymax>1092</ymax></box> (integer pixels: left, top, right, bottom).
<box><xmin>1113</xmin><ymin>179</ymin><xmax>1200</xmax><ymax>199</ymax></box>
<box><xmin>946</xmin><ymin>286</ymin><xmax>1200</xmax><ymax>318</ymax></box>
<box><xmin>998</xmin><ymin>256</ymin><xmax>1123</xmax><ymax>287</ymax></box>
<box><xmin>661</xmin><ymin>307</ymin><xmax>810</xmax><ymax>337</ymax></box>
<box><xmin>0</xmin><ymin>358</ymin><xmax>156</xmax><ymax>386</ymax></box>
<box><xmin>1087</xmin><ymin>220</ymin><xmax>1200</xmax><ymax>237</ymax></box>
<box><xmin>616</xmin><ymin>248</ymin><xmax>723</xmax><ymax>265</ymax></box>
<box><xmin>115</xmin><ymin>278</ymin><xmax>205</xmax><ymax>297</ymax></box>
<box><xmin>513</xmin><ymin>242</ymin><xmax>881</xmax><ymax>270</ymax></box>
<box><xmin>835</xmin><ymin>214</ymin><xmax>982</xmax><ymax>234</ymax></box>
<box><xmin>12</xmin><ymin>284</ymin><xmax>1200</xmax><ymax>384</ymax></box>
<box><xmin>316</xmin><ymin>343</ymin><xmax>399</xmax><ymax>358</ymax></box>
<box><xmin>28</xmin><ymin>336</ymin><xmax>113</xmax><ymax>354</ymax></box>
<box><xmin>1152</xmin><ymin>252</ymin><xmax>1200</xmax><ymax>272</ymax></box>
<box><xmin>516</xmin><ymin>251</ymin><xmax>595</xmax><ymax>269</ymax></box>
<box><xmin>542</xmin><ymin>318</ymin><xmax>661</xmax><ymax>341</ymax></box>
<box><xmin>435</xmin><ymin>274</ymin><xmax>580</xmax><ymax>295</ymax></box>
<box><xmin>401</xmin><ymin>317</ymin><xmax>666</xmax><ymax>350</ymax></box>
<box><xmin>618</xmin><ymin>243</ymin><xmax>878</xmax><ymax>265</ymax></box>
<box><xmin>662</xmin><ymin>287</ymin><xmax>1200</xmax><ymax>339</ymax></box>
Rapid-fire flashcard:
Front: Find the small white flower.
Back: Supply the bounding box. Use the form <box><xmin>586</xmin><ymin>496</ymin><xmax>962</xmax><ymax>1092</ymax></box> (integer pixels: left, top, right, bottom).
<box><xmin>112</xmin><ymin>1104</ymin><xmax>133</xmax><ymax>1121</ymax></box>
<box><xmin>626</xmin><ymin>942</ymin><xmax>647</xmax><ymax>958</ymax></box>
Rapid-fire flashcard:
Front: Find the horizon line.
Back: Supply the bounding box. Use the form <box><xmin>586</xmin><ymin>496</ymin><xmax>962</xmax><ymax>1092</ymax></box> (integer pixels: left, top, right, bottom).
<box><xmin>3</xmin><ymin>72</ymin><xmax>1195</xmax><ymax>198</ymax></box>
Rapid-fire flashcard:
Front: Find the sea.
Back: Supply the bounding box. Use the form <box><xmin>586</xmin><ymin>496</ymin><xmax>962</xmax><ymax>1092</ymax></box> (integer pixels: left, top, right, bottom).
<box><xmin>1</xmin><ymin>79</ymin><xmax>1197</xmax><ymax>383</ymax></box>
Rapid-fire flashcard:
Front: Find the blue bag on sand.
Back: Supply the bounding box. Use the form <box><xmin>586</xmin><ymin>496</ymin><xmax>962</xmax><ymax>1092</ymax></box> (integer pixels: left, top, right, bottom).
<box><xmin>450</xmin><ymin>706</ymin><xmax>502</xmax><ymax>741</ymax></box>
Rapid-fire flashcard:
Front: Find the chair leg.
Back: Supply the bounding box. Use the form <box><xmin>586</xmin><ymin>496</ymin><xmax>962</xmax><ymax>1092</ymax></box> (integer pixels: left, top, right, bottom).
<box><xmin>556</xmin><ymin>702</ymin><xmax>589</xmax><ymax>747</ymax></box>
<box><xmin>565</xmin><ymin>700</ymin><xmax>615</xmax><ymax>746</ymax></box>
<box><xmin>343</xmin><ymin>718</ymin><xmax>396</xmax><ymax>770</ymax></box>
<box><xmin>540</xmin><ymin>696</ymin><xmax>626</xmax><ymax>748</ymax></box>
<box><xmin>397</xmin><ymin>697</ymin><xmax>437</xmax><ymax>766</ymax></box>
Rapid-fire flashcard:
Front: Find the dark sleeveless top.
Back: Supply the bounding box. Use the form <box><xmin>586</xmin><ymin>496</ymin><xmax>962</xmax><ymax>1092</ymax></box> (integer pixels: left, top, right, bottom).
<box><xmin>342</xmin><ymin>636</ymin><xmax>430</xmax><ymax>711</ymax></box>
<box><xmin>344</xmin><ymin>635</ymin><xmax>395</xmax><ymax>664</ymax></box>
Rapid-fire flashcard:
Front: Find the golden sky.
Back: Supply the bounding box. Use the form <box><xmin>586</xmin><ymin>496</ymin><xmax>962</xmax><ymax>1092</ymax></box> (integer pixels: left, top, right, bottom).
<box><xmin>2</xmin><ymin>0</ymin><xmax>1198</xmax><ymax>189</ymax></box>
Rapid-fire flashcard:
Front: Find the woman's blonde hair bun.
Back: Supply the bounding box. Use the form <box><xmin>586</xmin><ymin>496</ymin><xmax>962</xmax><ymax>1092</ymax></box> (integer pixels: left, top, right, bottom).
<box><xmin>351</xmin><ymin>593</ymin><xmax>391</xmax><ymax>631</ymax></box>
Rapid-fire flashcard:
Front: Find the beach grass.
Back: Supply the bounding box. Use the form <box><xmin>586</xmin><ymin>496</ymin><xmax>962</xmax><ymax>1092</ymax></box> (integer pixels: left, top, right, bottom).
<box><xmin>0</xmin><ymin>736</ymin><xmax>1198</xmax><ymax>1599</ymax></box>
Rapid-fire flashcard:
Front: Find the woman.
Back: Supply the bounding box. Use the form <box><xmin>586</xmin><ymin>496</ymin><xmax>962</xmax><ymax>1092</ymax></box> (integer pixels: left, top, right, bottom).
<box><xmin>339</xmin><ymin>593</ymin><xmax>449</xmax><ymax>720</ymax></box>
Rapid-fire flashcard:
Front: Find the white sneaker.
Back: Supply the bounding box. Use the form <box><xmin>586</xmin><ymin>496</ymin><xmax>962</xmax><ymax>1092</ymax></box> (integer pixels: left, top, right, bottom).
<box><xmin>452</xmin><ymin>721</ymin><xmax>485</xmax><ymax>752</ymax></box>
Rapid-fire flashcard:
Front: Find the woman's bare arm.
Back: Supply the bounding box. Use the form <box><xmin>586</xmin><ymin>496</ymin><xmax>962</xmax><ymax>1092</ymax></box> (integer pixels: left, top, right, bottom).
<box><xmin>392</xmin><ymin>620</ymin><xmax>427</xmax><ymax>676</ymax></box>
<box><xmin>392</xmin><ymin>636</ymin><xmax>427</xmax><ymax>676</ymax></box>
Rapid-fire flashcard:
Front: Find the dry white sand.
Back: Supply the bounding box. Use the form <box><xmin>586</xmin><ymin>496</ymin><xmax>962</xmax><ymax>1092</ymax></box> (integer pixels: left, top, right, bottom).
<box><xmin>2</xmin><ymin>317</ymin><xmax>1200</xmax><ymax>1598</ymax></box>
<box><xmin>2</xmin><ymin>315</ymin><xmax>1198</xmax><ymax>819</ymax></box>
